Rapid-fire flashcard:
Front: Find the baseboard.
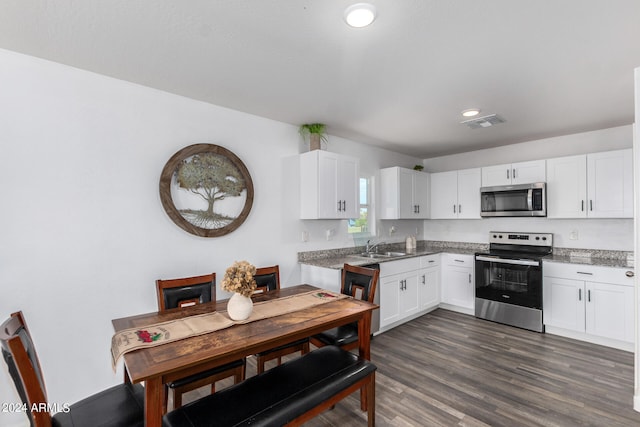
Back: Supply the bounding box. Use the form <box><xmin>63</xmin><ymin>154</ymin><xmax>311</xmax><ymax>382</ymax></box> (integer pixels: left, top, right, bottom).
<box><xmin>544</xmin><ymin>326</ymin><xmax>634</xmax><ymax>352</ymax></box>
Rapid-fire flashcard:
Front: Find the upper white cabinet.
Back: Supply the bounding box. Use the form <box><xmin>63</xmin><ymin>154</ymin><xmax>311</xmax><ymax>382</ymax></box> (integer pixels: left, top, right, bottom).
<box><xmin>380</xmin><ymin>167</ymin><xmax>429</xmax><ymax>219</ymax></box>
<box><xmin>300</xmin><ymin>150</ymin><xmax>359</xmax><ymax>219</ymax></box>
<box><xmin>430</xmin><ymin>168</ymin><xmax>481</xmax><ymax>219</ymax></box>
<box><xmin>546</xmin><ymin>149</ymin><xmax>632</xmax><ymax>218</ymax></box>
<box><xmin>481</xmin><ymin>160</ymin><xmax>546</xmax><ymax>187</ymax></box>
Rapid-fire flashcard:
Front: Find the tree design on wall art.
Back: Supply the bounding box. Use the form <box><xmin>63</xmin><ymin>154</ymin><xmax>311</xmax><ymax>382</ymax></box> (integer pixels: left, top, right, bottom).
<box><xmin>160</xmin><ymin>144</ymin><xmax>254</xmax><ymax>237</ymax></box>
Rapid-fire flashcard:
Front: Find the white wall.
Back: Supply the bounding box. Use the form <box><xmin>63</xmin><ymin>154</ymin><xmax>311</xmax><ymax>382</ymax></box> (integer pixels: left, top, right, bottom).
<box><xmin>0</xmin><ymin>49</ymin><xmax>421</xmax><ymax>426</ymax></box>
<box><xmin>633</xmin><ymin>66</ymin><xmax>640</xmax><ymax>413</ymax></box>
<box><xmin>424</xmin><ymin>125</ymin><xmax>632</xmax><ymax>173</ymax></box>
<box><xmin>423</xmin><ymin>125</ymin><xmax>634</xmax><ymax>250</ymax></box>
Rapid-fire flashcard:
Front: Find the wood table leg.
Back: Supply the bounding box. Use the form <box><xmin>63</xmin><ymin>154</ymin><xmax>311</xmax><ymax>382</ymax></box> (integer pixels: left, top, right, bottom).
<box><xmin>144</xmin><ymin>377</ymin><xmax>165</xmax><ymax>427</ymax></box>
<box><xmin>358</xmin><ymin>311</ymin><xmax>372</xmax><ymax>411</ymax></box>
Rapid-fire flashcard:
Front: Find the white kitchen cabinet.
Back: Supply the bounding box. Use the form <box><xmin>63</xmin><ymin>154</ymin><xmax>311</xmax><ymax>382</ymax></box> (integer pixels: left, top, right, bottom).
<box><xmin>543</xmin><ymin>261</ymin><xmax>634</xmax><ymax>348</ymax></box>
<box><xmin>418</xmin><ymin>255</ymin><xmax>440</xmax><ymax>311</ymax></box>
<box><xmin>546</xmin><ymin>149</ymin><xmax>633</xmax><ymax>218</ymax></box>
<box><xmin>440</xmin><ymin>253</ymin><xmax>474</xmax><ymax>314</ymax></box>
<box><xmin>430</xmin><ymin>168</ymin><xmax>481</xmax><ymax>219</ymax></box>
<box><xmin>379</xmin><ymin>258</ymin><xmax>420</xmax><ymax>329</ymax></box>
<box><xmin>299</xmin><ymin>150</ymin><xmax>359</xmax><ymax>219</ymax></box>
<box><xmin>380</xmin><ymin>167</ymin><xmax>429</xmax><ymax>219</ymax></box>
<box><xmin>481</xmin><ymin>160</ymin><xmax>546</xmax><ymax>187</ymax></box>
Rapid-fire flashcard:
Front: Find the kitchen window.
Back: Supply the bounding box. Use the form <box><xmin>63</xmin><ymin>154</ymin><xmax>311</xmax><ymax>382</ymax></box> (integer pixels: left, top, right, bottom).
<box><xmin>348</xmin><ymin>177</ymin><xmax>373</xmax><ymax>235</ymax></box>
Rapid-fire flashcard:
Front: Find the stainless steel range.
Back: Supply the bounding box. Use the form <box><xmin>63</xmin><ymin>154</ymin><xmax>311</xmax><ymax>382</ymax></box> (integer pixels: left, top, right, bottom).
<box><xmin>475</xmin><ymin>232</ymin><xmax>553</xmax><ymax>332</ymax></box>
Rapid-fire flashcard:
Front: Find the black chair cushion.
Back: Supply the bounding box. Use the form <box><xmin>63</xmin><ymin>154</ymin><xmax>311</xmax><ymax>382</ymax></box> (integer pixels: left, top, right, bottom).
<box><xmin>254</xmin><ymin>273</ymin><xmax>278</xmax><ymax>292</ymax></box>
<box><xmin>168</xmin><ymin>357</ymin><xmax>245</xmax><ymax>389</ymax></box>
<box><xmin>162</xmin><ymin>346</ymin><xmax>376</xmax><ymax>427</ymax></box>
<box><xmin>52</xmin><ymin>382</ymin><xmax>145</xmax><ymax>427</ymax></box>
<box><xmin>256</xmin><ymin>337</ymin><xmax>309</xmax><ymax>357</ymax></box>
<box><xmin>162</xmin><ymin>283</ymin><xmax>212</xmax><ymax>310</ymax></box>
<box><xmin>310</xmin><ymin>323</ymin><xmax>358</xmax><ymax>347</ymax></box>
<box><xmin>343</xmin><ymin>269</ymin><xmax>375</xmax><ymax>302</ymax></box>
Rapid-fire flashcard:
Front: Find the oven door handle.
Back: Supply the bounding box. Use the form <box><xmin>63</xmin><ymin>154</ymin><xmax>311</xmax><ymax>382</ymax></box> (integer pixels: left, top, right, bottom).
<box><xmin>475</xmin><ymin>255</ymin><xmax>540</xmax><ymax>267</ymax></box>
<box><xmin>527</xmin><ymin>188</ymin><xmax>533</xmax><ymax>211</ymax></box>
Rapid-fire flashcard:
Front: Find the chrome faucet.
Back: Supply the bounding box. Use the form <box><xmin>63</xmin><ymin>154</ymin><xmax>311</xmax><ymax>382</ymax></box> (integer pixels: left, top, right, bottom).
<box><xmin>365</xmin><ymin>240</ymin><xmax>385</xmax><ymax>254</ymax></box>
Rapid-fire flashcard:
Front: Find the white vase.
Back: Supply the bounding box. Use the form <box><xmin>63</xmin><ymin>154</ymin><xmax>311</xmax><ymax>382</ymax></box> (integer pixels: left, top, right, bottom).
<box><xmin>227</xmin><ymin>293</ymin><xmax>253</xmax><ymax>321</ymax></box>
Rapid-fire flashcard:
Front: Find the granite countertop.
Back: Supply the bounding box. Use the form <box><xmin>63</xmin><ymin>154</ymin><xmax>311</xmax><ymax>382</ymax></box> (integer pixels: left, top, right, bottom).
<box><xmin>299</xmin><ymin>240</ymin><xmax>634</xmax><ymax>270</ymax></box>
<box><xmin>298</xmin><ymin>241</ymin><xmax>486</xmax><ymax>269</ymax></box>
<box><xmin>544</xmin><ymin>253</ymin><xmax>634</xmax><ymax>269</ymax></box>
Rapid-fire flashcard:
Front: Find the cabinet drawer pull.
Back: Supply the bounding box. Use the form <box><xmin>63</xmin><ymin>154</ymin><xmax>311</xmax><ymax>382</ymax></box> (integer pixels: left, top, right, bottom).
<box><xmin>577</xmin><ymin>271</ymin><xmax>593</xmax><ymax>275</ymax></box>
<box><xmin>625</xmin><ymin>271</ymin><xmax>634</xmax><ymax>277</ymax></box>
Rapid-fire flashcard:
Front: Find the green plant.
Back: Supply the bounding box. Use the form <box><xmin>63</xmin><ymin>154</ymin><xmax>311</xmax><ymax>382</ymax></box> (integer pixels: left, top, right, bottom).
<box><xmin>298</xmin><ymin>123</ymin><xmax>328</xmax><ymax>142</ymax></box>
<box><xmin>413</xmin><ymin>164</ymin><xmax>424</xmax><ymax>171</ymax></box>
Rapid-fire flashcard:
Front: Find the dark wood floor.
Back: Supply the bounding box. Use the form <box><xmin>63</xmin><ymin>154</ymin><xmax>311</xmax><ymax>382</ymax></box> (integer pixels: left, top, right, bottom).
<box><xmin>187</xmin><ymin>309</ymin><xmax>640</xmax><ymax>426</ymax></box>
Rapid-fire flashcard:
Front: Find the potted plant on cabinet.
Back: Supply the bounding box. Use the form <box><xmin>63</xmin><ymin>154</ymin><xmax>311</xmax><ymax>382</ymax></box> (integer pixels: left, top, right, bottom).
<box><xmin>299</xmin><ymin>123</ymin><xmax>327</xmax><ymax>151</ymax></box>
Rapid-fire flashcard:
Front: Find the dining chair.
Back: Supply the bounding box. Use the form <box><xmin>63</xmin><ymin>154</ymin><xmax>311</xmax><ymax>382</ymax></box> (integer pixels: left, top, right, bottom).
<box><xmin>253</xmin><ymin>265</ymin><xmax>310</xmax><ymax>374</ymax></box>
<box><xmin>310</xmin><ymin>263</ymin><xmax>379</xmax><ymax>351</ymax></box>
<box><xmin>156</xmin><ymin>273</ymin><xmax>245</xmax><ymax>411</ymax></box>
<box><xmin>1</xmin><ymin>311</ymin><xmax>145</xmax><ymax>427</ymax></box>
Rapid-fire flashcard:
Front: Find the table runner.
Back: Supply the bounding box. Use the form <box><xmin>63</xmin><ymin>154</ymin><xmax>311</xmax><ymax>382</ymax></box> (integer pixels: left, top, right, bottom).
<box><xmin>111</xmin><ymin>289</ymin><xmax>347</xmax><ymax>369</ymax></box>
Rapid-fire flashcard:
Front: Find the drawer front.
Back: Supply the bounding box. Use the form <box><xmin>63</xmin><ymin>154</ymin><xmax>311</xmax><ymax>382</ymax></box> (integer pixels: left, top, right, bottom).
<box><xmin>380</xmin><ymin>257</ymin><xmax>420</xmax><ymax>277</ymax></box>
<box><xmin>420</xmin><ymin>254</ymin><xmax>440</xmax><ymax>268</ymax></box>
<box><xmin>442</xmin><ymin>253</ymin><xmax>474</xmax><ymax>268</ymax></box>
<box><xmin>543</xmin><ymin>261</ymin><xmax>634</xmax><ymax>286</ymax></box>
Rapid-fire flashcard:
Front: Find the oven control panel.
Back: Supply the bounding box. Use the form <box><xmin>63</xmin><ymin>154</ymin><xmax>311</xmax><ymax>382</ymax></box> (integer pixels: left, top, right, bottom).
<box><xmin>489</xmin><ymin>232</ymin><xmax>553</xmax><ymax>247</ymax></box>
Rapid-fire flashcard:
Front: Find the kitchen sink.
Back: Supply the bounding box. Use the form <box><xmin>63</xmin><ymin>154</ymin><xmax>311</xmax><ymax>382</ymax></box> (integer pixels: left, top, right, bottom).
<box><xmin>358</xmin><ymin>251</ymin><xmax>407</xmax><ymax>258</ymax></box>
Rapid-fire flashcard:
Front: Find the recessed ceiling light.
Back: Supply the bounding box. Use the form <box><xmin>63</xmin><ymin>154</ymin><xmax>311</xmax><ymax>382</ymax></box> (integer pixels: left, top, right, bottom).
<box><xmin>344</xmin><ymin>3</ymin><xmax>377</xmax><ymax>28</ymax></box>
<box><xmin>462</xmin><ymin>109</ymin><xmax>481</xmax><ymax>117</ymax></box>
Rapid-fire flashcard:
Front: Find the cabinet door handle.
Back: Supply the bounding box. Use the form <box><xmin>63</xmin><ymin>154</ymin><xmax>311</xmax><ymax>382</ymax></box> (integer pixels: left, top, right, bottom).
<box><xmin>513</xmin><ymin>168</ymin><xmax>516</xmax><ymax>179</ymax></box>
<box><xmin>453</xmin><ymin>205</ymin><xmax>456</xmax><ymax>213</ymax></box>
<box><xmin>468</xmin><ymin>274</ymin><xmax>471</xmax><ymax>283</ymax></box>
<box><xmin>578</xmin><ymin>289</ymin><xmax>582</xmax><ymax>301</ymax></box>
<box><xmin>337</xmin><ymin>200</ymin><xmax>342</xmax><ymax>212</ymax></box>
<box><xmin>587</xmin><ymin>289</ymin><xmax>591</xmax><ymax>302</ymax></box>
<box><xmin>343</xmin><ymin>200</ymin><xmax>347</xmax><ymax>211</ymax></box>
<box><xmin>422</xmin><ymin>275</ymin><xmax>426</xmax><ymax>284</ymax></box>
<box><xmin>581</xmin><ymin>200</ymin><xmax>584</xmax><ymax>211</ymax></box>
<box><xmin>507</xmin><ymin>169</ymin><xmax>510</xmax><ymax>180</ymax></box>
<box><xmin>590</xmin><ymin>200</ymin><xmax>593</xmax><ymax>211</ymax></box>
<box><xmin>458</xmin><ymin>204</ymin><xmax>462</xmax><ymax>214</ymax></box>
<box><xmin>626</xmin><ymin>271</ymin><xmax>634</xmax><ymax>277</ymax></box>
<box><xmin>417</xmin><ymin>205</ymin><xmax>420</xmax><ymax>213</ymax></box>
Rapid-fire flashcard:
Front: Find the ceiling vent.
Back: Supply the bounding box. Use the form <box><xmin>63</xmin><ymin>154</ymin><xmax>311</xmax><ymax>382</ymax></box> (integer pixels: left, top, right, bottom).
<box><xmin>461</xmin><ymin>114</ymin><xmax>505</xmax><ymax>129</ymax></box>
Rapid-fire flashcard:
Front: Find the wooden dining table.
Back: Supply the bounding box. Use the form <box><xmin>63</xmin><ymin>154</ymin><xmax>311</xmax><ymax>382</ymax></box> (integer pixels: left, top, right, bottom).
<box><xmin>111</xmin><ymin>284</ymin><xmax>378</xmax><ymax>427</ymax></box>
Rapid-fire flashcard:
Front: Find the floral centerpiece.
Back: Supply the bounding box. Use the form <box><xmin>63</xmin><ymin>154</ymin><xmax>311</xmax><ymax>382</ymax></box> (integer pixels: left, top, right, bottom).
<box><xmin>222</xmin><ymin>260</ymin><xmax>257</xmax><ymax>297</ymax></box>
<box><xmin>222</xmin><ymin>260</ymin><xmax>257</xmax><ymax>320</ymax></box>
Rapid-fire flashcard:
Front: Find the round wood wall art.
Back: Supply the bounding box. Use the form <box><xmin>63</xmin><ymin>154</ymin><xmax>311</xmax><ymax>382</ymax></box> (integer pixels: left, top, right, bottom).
<box><xmin>159</xmin><ymin>144</ymin><xmax>254</xmax><ymax>237</ymax></box>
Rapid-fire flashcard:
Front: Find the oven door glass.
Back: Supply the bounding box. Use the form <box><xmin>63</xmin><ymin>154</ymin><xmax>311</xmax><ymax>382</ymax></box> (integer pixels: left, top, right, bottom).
<box><xmin>475</xmin><ymin>258</ymin><xmax>542</xmax><ymax>309</ymax></box>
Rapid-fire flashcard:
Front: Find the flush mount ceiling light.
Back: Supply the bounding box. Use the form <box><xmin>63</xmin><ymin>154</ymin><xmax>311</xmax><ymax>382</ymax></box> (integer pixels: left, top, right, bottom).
<box><xmin>462</xmin><ymin>108</ymin><xmax>481</xmax><ymax>117</ymax></box>
<box><xmin>344</xmin><ymin>3</ymin><xmax>377</xmax><ymax>28</ymax></box>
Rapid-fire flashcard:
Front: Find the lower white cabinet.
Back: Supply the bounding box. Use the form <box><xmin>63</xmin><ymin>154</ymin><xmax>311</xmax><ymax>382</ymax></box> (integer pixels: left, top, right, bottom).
<box><xmin>418</xmin><ymin>255</ymin><xmax>440</xmax><ymax>311</ymax></box>
<box><xmin>543</xmin><ymin>261</ymin><xmax>634</xmax><ymax>348</ymax></box>
<box><xmin>379</xmin><ymin>255</ymin><xmax>440</xmax><ymax>331</ymax></box>
<box><xmin>440</xmin><ymin>253</ymin><xmax>474</xmax><ymax>314</ymax></box>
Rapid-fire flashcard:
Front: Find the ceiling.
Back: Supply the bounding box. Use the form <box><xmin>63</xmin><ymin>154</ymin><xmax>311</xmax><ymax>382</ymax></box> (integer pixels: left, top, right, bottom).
<box><xmin>1</xmin><ymin>1</ymin><xmax>640</xmax><ymax>158</ymax></box>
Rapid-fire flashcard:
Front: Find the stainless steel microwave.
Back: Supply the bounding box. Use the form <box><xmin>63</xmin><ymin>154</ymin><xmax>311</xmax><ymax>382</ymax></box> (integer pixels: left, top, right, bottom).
<box><xmin>480</xmin><ymin>182</ymin><xmax>546</xmax><ymax>217</ymax></box>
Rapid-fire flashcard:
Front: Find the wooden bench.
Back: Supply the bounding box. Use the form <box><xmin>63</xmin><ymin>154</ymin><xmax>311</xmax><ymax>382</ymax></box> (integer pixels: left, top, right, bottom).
<box><xmin>162</xmin><ymin>345</ymin><xmax>376</xmax><ymax>427</ymax></box>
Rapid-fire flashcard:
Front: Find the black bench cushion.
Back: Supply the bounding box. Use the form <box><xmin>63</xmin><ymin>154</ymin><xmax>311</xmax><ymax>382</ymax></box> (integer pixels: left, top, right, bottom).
<box><xmin>52</xmin><ymin>382</ymin><xmax>145</xmax><ymax>427</ymax></box>
<box><xmin>163</xmin><ymin>345</ymin><xmax>376</xmax><ymax>427</ymax></box>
